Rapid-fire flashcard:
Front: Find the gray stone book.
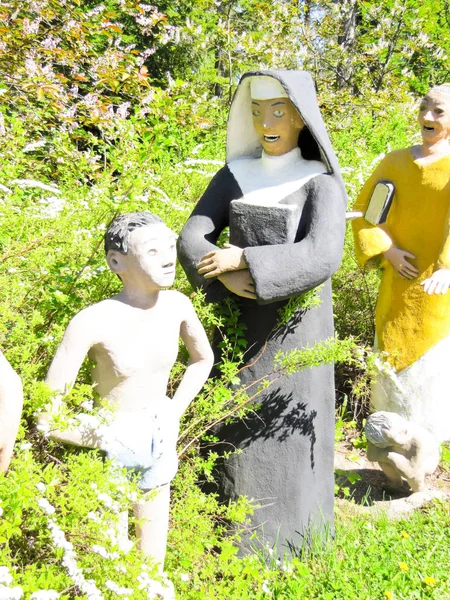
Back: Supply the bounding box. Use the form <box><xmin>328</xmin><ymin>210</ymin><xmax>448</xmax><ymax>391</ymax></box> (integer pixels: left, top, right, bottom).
<box><xmin>229</xmin><ymin>199</ymin><xmax>302</xmax><ymax>247</ymax></box>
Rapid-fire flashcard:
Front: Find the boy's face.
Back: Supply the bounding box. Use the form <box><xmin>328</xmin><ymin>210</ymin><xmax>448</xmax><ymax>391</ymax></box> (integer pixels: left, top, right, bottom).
<box><xmin>108</xmin><ymin>224</ymin><xmax>177</xmax><ymax>289</ymax></box>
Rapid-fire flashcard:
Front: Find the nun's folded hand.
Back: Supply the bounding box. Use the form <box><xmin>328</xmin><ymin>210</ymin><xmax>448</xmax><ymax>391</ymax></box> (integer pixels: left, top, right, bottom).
<box><xmin>197</xmin><ymin>243</ymin><xmax>246</xmax><ymax>278</ymax></box>
<box><xmin>217</xmin><ymin>270</ymin><xmax>256</xmax><ymax>300</ymax></box>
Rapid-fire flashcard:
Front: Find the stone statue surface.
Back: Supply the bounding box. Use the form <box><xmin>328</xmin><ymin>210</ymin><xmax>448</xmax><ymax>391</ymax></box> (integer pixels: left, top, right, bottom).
<box><xmin>365</xmin><ymin>411</ymin><xmax>440</xmax><ymax>493</ymax></box>
<box><xmin>352</xmin><ymin>84</ymin><xmax>450</xmax><ymax>442</ymax></box>
<box><xmin>38</xmin><ymin>211</ymin><xmax>214</xmax><ymax>566</ymax></box>
<box><xmin>178</xmin><ymin>70</ymin><xmax>347</xmax><ymax>555</ymax></box>
<box><xmin>0</xmin><ymin>351</ymin><xmax>23</xmax><ymax>472</ymax></box>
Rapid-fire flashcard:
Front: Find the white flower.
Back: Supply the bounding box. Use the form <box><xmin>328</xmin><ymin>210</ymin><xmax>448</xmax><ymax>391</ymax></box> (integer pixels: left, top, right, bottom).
<box><xmin>63</xmin><ymin>20</ymin><xmax>78</xmax><ymax>32</ymax></box>
<box><xmin>97</xmin><ymin>493</ymin><xmax>113</xmax><ymax>508</ymax></box>
<box><xmin>281</xmin><ymin>562</ymin><xmax>293</xmax><ymax>573</ymax></box>
<box><xmin>179</xmin><ymin>573</ymin><xmax>189</xmax><ymax>582</ymax></box>
<box><xmin>117</xmin><ymin>538</ymin><xmax>133</xmax><ymax>554</ymax></box>
<box><xmin>137</xmin><ymin>573</ymin><xmax>175</xmax><ymax>599</ymax></box>
<box><xmin>262</xmin><ymin>580</ymin><xmax>271</xmax><ymax>594</ymax></box>
<box><xmin>105</xmin><ymin>527</ymin><xmax>118</xmax><ymax>543</ymax></box>
<box><xmin>91</xmin><ymin>545</ymin><xmax>119</xmax><ymax>560</ymax></box>
<box><xmin>0</xmin><ymin>508</ymin><xmax>3</xmax><ymax>517</ymax></box>
<box><xmin>30</xmin><ymin>591</ymin><xmax>60</xmax><ymax>600</ymax></box>
<box><xmin>36</xmin><ymin>196</ymin><xmax>66</xmax><ymax>219</ymax></box>
<box><xmin>23</xmin><ymin>18</ymin><xmax>41</xmax><ymax>35</ymax></box>
<box><xmin>36</xmin><ymin>422</ymin><xmax>50</xmax><ymax>434</ymax></box>
<box><xmin>116</xmin><ymin>102</ymin><xmax>130</xmax><ymax>120</ymax></box>
<box><xmin>41</xmin><ymin>35</ymin><xmax>61</xmax><ymax>50</ymax></box>
<box><xmin>91</xmin><ymin>545</ymin><xmax>109</xmax><ymax>559</ymax></box>
<box><xmin>105</xmin><ymin>581</ymin><xmax>134</xmax><ymax>596</ymax></box>
<box><xmin>38</xmin><ymin>498</ymin><xmax>55</xmax><ymax>515</ymax></box>
<box><xmin>80</xmin><ymin>400</ymin><xmax>94</xmax><ymax>411</ymax></box>
<box><xmin>45</xmin><ymin>518</ymin><xmax>103</xmax><ymax>598</ymax></box>
<box><xmin>87</xmin><ymin>511</ymin><xmax>101</xmax><ymax>523</ymax></box>
<box><xmin>0</xmin><ymin>584</ymin><xmax>23</xmax><ymax>599</ymax></box>
<box><xmin>36</xmin><ymin>482</ymin><xmax>46</xmax><ymax>492</ymax></box>
<box><xmin>83</xmin><ymin>93</ymin><xmax>99</xmax><ymax>108</ymax></box>
<box><xmin>23</xmin><ymin>140</ymin><xmax>46</xmax><ymax>152</ymax></box>
<box><xmin>87</xmin><ymin>5</ymin><xmax>106</xmax><ymax>17</ymax></box>
<box><xmin>19</xmin><ymin>443</ymin><xmax>32</xmax><ymax>451</ymax></box>
<box><xmin>0</xmin><ymin>568</ymin><xmax>12</xmax><ymax>585</ymax></box>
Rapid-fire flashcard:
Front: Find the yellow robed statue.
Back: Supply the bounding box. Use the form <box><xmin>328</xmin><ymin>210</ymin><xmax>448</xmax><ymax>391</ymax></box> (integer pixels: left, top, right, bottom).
<box><xmin>352</xmin><ymin>84</ymin><xmax>450</xmax><ymax>443</ymax></box>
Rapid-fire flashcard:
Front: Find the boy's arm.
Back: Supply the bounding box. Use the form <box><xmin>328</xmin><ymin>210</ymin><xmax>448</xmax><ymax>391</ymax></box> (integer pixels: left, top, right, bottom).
<box><xmin>39</xmin><ymin>310</ymin><xmax>101</xmax><ymax>448</ymax></box>
<box><xmin>172</xmin><ymin>295</ymin><xmax>214</xmax><ymax>418</ymax></box>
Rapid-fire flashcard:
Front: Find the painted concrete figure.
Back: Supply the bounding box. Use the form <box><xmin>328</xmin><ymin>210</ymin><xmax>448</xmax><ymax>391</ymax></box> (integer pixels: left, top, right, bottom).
<box><xmin>38</xmin><ymin>212</ymin><xmax>213</xmax><ymax>566</ymax></box>
<box><xmin>352</xmin><ymin>84</ymin><xmax>450</xmax><ymax>443</ymax></box>
<box><xmin>0</xmin><ymin>351</ymin><xmax>23</xmax><ymax>472</ymax></box>
<box><xmin>178</xmin><ymin>71</ymin><xmax>347</xmax><ymax>555</ymax></box>
<box><xmin>365</xmin><ymin>411</ymin><xmax>440</xmax><ymax>492</ymax></box>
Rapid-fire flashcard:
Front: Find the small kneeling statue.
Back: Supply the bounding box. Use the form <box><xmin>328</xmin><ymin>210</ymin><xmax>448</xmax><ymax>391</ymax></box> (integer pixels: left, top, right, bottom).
<box><xmin>38</xmin><ymin>212</ymin><xmax>213</xmax><ymax>567</ymax></box>
<box><xmin>0</xmin><ymin>351</ymin><xmax>23</xmax><ymax>472</ymax></box>
<box><xmin>365</xmin><ymin>411</ymin><xmax>440</xmax><ymax>492</ymax></box>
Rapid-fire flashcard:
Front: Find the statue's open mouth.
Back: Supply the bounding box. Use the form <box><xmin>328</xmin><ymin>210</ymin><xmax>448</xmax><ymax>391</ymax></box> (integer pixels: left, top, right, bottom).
<box><xmin>264</xmin><ymin>135</ymin><xmax>280</xmax><ymax>142</ymax></box>
<box><xmin>423</xmin><ymin>125</ymin><xmax>435</xmax><ymax>131</ymax></box>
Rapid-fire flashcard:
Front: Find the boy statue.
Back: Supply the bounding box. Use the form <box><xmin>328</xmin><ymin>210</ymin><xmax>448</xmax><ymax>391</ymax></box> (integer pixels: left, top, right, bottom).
<box><xmin>0</xmin><ymin>351</ymin><xmax>23</xmax><ymax>472</ymax></box>
<box><xmin>38</xmin><ymin>212</ymin><xmax>213</xmax><ymax>566</ymax></box>
<box><xmin>365</xmin><ymin>411</ymin><xmax>440</xmax><ymax>492</ymax></box>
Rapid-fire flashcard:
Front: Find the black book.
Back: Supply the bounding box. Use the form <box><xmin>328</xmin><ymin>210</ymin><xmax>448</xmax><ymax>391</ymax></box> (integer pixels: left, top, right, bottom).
<box><xmin>364</xmin><ymin>180</ymin><xmax>395</xmax><ymax>225</ymax></box>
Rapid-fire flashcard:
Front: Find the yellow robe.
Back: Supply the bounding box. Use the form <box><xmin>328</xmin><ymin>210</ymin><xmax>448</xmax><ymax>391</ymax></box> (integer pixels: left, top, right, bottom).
<box><xmin>352</xmin><ymin>148</ymin><xmax>450</xmax><ymax>372</ymax></box>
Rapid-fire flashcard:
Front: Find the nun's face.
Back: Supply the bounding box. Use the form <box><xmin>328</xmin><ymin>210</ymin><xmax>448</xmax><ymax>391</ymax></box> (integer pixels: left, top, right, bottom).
<box><xmin>251</xmin><ymin>97</ymin><xmax>304</xmax><ymax>156</ymax></box>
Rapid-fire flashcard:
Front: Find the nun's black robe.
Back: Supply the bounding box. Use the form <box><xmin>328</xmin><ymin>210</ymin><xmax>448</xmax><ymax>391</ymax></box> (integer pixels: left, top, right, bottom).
<box><xmin>178</xmin><ymin>70</ymin><xmax>346</xmax><ymax>555</ymax></box>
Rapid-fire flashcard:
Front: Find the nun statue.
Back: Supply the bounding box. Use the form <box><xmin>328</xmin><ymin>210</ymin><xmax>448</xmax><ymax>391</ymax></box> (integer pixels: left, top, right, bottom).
<box><xmin>178</xmin><ymin>70</ymin><xmax>346</xmax><ymax>555</ymax></box>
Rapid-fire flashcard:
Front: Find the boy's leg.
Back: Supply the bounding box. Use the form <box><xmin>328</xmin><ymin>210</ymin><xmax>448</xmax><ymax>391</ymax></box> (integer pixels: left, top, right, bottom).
<box><xmin>133</xmin><ymin>484</ymin><xmax>170</xmax><ymax>568</ymax></box>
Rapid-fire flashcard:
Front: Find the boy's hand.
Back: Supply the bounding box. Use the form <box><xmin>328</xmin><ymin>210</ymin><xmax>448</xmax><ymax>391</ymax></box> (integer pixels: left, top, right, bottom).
<box><xmin>421</xmin><ymin>268</ymin><xmax>450</xmax><ymax>294</ymax></box>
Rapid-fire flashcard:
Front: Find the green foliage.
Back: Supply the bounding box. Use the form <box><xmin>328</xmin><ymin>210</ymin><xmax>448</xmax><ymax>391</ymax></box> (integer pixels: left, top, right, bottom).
<box><xmin>276</xmin><ymin>286</ymin><xmax>322</xmax><ymax>328</ymax></box>
<box><xmin>303</xmin><ymin>0</ymin><xmax>450</xmax><ymax>100</ymax></box>
<box><xmin>1</xmin><ymin>1</ymin><xmax>449</xmax><ymax>597</ymax></box>
<box><xmin>334</xmin><ymin>468</ymin><xmax>362</xmax><ymax>498</ymax></box>
<box><xmin>0</xmin><ymin>97</ymin><xmax>362</xmax><ymax>595</ymax></box>
<box><xmin>0</xmin><ymin>0</ymin><xmax>161</xmax><ymax>131</ymax></box>
<box><xmin>274</xmin><ymin>336</ymin><xmax>359</xmax><ymax>376</ymax></box>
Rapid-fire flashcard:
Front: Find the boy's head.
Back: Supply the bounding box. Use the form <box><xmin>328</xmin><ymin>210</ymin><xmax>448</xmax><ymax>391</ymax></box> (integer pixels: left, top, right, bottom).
<box><xmin>105</xmin><ymin>212</ymin><xmax>177</xmax><ymax>289</ymax></box>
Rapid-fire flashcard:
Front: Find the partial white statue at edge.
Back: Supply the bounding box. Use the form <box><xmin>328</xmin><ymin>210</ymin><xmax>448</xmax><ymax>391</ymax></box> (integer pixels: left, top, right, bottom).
<box><xmin>365</xmin><ymin>411</ymin><xmax>440</xmax><ymax>493</ymax></box>
<box><xmin>38</xmin><ymin>211</ymin><xmax>214</xmax><ymax>568</ymax></box>
<box><xmin>0</xmin><ymin>351</ymin><xmax>23</xmax><ymax>472</ymax></box>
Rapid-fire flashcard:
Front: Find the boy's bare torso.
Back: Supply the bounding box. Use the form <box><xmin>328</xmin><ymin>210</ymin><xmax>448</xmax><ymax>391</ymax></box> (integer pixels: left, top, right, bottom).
<box><xmin>88</xmin><ymin>293</ymin><xmax>183</xmax><ymax>413</ymax></box>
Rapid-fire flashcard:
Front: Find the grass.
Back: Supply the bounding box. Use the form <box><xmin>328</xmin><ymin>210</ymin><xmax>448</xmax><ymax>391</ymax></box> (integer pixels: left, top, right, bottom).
<box><xmin>440</xmin><ymin>443</ymin><xmax>450</xmax><ymax>472</ymax></box>
<box><xmin>176</xmin><ymin>498</ymin><xmax>450</xmax><ymax>599</ymax></box>
<box><xmin>291</xmin><ymin>499</ymin><xmax>450</xmax><ymax>600</ymax></box>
